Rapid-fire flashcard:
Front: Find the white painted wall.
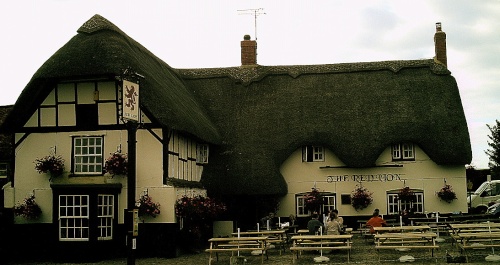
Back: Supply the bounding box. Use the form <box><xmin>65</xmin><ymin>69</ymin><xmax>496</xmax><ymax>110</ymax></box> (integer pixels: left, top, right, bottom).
<box><xmin>278</xmin><ymin>145</ymin><xmax>467</xmax><ymax>217</ymax></box>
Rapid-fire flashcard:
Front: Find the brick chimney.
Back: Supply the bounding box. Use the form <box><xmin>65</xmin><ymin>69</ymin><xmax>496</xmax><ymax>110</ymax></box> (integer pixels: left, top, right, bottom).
<box><xmin>241</xmin><ymin>34</ymin><xmax>257</xmax><ymax>65</ymax></box>
<box><xmin>434</xmin><ymin>22</ymin><xmax>447</xmax><ymax>67</ymax></box>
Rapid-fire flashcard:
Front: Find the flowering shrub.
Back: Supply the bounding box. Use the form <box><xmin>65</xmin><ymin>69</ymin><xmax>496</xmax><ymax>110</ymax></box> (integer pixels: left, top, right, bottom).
<box><xmin>137</xmin><ymin>194</ymin><xmax>160</xmax><ymax>218</ymax></box>
<box><xmin>303</xmin><ymin>188</ymin><xmax>323</xmax><ymax>212</ymax></box>
<box><xmin>398</xmin><ymin>186</ymin><xmax>416</xmax><ymax>202</ymax></box>
<box><xmin>104</xmin><ymin>152</ymin><xmax>128</xmax><ymax>176</ymax></box>
<box><xmin>437</xmin><ymin>184</ymin><xmax>457</xmax><ymax>203</ymax></box>
<box><xmin>350</xmin><ymin>185</ymin><xmax>373</xmax><ymax>210</ymax></box>
<box><xmin>34</xmin><ymin>155</ymin><xmax>64</xmax><ymax>177</ymax></box>
<box><xmin>175</xmin><ymin>195</ymin><xmax>227</xmax><ymax>220</ymax></box>
<box><xmin>14</xmin><ymin>195</ymin><xmax>42</xmax><ymax>220</ymax></box>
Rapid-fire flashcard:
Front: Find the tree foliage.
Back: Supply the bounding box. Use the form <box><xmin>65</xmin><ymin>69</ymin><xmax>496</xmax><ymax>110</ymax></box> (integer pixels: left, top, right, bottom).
<box><xmin>486</xmin><ymin>120</ymin><xmax>500</xmax><ymax>178</ymax></box>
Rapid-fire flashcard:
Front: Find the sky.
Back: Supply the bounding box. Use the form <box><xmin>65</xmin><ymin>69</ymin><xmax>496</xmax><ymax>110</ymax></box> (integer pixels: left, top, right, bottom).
<box><xmin>1</xmin><ymin>0</ymin><xmax>499</xmax><ymax>169</ymax></box>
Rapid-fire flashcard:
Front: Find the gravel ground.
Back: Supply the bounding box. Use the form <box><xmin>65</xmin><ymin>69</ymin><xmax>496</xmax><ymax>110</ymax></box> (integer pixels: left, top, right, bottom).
<box><xmin>8</xmin><ymin>234</ymin><xmax>498</xmax><ymax>264</ymax></box>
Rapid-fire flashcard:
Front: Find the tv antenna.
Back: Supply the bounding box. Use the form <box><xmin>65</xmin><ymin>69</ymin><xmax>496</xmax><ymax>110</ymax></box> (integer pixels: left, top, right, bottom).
<box><xmin>237</xmin><ymin>8</ymin><xmax>266</xmax><ymax>40</ymax></box>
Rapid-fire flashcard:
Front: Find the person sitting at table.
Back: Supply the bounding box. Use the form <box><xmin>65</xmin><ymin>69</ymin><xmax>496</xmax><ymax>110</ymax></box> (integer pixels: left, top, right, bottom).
<box><xmin>331</xmin><ymin>209</ymin><xmax>344</xmax><ymax>226</ymax></box>
<box><xmin>366</xmin><ymin>209</ymin><xmax>387</xmax><ymax>234</ymax></box>
<box><xmin>326</xmin><ymin>211</ymin><xmax>342</xmax><ymax>235</ymax></box>
<box><xmin>260</xmin><ymin>212</ymin><xmax>275</xmax><ymax>229</ymax></box>
<box><xmin>307</xmin><ymin>213</ymin><xmax>324</xmax><ymax>235</ymax></box>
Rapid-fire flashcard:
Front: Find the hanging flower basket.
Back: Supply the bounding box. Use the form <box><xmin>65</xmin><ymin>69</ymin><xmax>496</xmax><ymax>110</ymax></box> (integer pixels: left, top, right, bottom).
<box><xmin>437</xmin><ymin>184</ymin><xmax>457</xmax><ymax>203</ymax></box>
<box><xmin>397</xmin><ymin>186</ymin><xmax>416</xmax><ymax>202</ymax></box>
<box><xmin>303</xmin><ymin>188</ymin><xmax>323</xmax><ymax>213</ymax></box>
<box><xmin>175</xmin><ymin>195</ymin><xmax>227</xmax><ymax>221</ymax></box>
<box><xmin>137</xmin><ymin>194</ymin><xmax>160</xmax><ymax>218</ymax></box>
<box><xmin>14</xmin><ymin>195</ymin><xmax>42</xmax><ymax>220</ymax></box>
<box><xmin>34</xmin><ymin>155</ymin><xmax>64</xmax><ymax>178</ymax></box>
<box><xmin>104</xmin><ymin>152</ymin><xmax>128</xmax><ymax>176</ymax></box>
<box><xmin>351</xmin><ymin>185</ymin><xmax>373</xmax><ymax>211</ymax></box>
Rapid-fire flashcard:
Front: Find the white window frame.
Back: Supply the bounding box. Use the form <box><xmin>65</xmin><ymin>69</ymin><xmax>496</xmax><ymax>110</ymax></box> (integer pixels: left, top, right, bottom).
<box><xmin>392</xmin><ymin>143</ymin><xmax>415</xmax><ymax>161</ymax></box>
<box><xmin>386</xmin><ymin>192</ymin><xmax>424</xmax><ymax>215</ymax></box>
<box><xmin>98</xmin><ymin>194</ymin><xmax>114</xmax><ymax>240</ymax></box>
<box><xmin>296</xmin><ymin>196</ymin><xmax>307</xmax><ymax>217</ymax></box>
<box><xmin>296</xmin><ymin>193</ymin><xmax>335</xmax><ymax>217</ymax></box>
<box><xmin>313</xmin><ymin>146</ymin><xmax>324</xmax><ymax>162</ymax></box>
<box><xmin>197</xmin><ymin>144</ymin><xmax>209</xmax><ymax>164</ymax></box>
<box><xmin>322</xmin><ymin>195</ymin><xmax>336</xmax><ymax>214</ymax></box>
<box><xmin>0</xmin><ymin>163</ymin><xmax>7</xmax><ymax>178</ymax></box>
<box><xmin>302</xmin><ymin>145</ymin><xmax>325</xmax><ymax>162</ymax></box>
<box><xmin>73</xmin><ymin>136</ymin><xmax>103</xmax><ymax>175</ymax></box>
<box><xmin>59</xmin><ymin>195</ymin><xmax>90</xmax><ymax>241</ymax></box>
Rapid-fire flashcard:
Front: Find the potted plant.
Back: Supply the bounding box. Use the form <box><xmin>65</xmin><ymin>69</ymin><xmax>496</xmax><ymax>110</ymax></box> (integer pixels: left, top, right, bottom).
<box><xmin>437</xmin><ymin>184</ymin><xmax>457</xmax><ymax>203</ymax></box>
<box><xmin>175</xmin><ymin>195</ymin><xmax>227</xmax><ymax>251</ymax></box>
<box><xmin>14</xmin><ymin>195</ymin><xmax>42</xmax><ymax>220</ymax></box>
<box><xmin>34</xmin><ymin>154</ymin><xmax>64</xmax><ymax>179</ymax></box>
<box><xmin>350</xmin><ymin>185</ymin><xmax>373</xmax><ymax>210</ymax></box>
<box><xmin>104</xmin><ymin>152</ymin><xmax>128</xmax><ymax>176</ymax></box>
<box><xmin>137</xmin><ymin>194</ymin><xmax>160</xmax><ymax>218</ymax></box>
<box><xmin>397</xmin><ymin>186</ymin><xmax>416</xmax><ymax>202</ymax></box>
<box><xmin>303</xmin><ymin>188</ymin><xmax>323</xmax><ymax>213</ymax></box>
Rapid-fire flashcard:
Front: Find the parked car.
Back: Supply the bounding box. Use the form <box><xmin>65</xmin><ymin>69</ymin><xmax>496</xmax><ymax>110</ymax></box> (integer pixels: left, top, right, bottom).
<box><xmin>468</xmin><ymin>180</ymin><xmax>500</xmax><ymax>213</ymax></box>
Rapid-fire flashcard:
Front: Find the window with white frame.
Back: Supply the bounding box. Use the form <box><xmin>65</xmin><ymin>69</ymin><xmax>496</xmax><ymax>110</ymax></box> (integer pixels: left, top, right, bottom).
<box><xmin>387</xmin><ymin>192</ymin><xmax>424</xmax><ymax>215</ymax></box>
<box><xmin>296</xmin><ymin>196</ymin><xmax>307</xmax><ymax>217</ymax></box>
<box><xmin>197</xmin><ymin>144</ymin><xmax>209</xmax><ymax>164</ymax></box>
<box><xmin>392</xmin><ymin>143</ymin><xmax>415</xmax><ymax>161</ymax></box>
<box><xmin>73</xmin><ymin>136</ymin><xmax>103</xmax><ymax>174</ymax></box>
<box><xmin>98</xmin><ymin>194</ymin><xmax>114</xmax><ymax>240</ymax></box>
<box><xmin>59</xmin><ymin>195</ymin><xmax>89</xmax><ymax>241</ymax></box>
<box><xmin>0</xmin><ymin>163</ymin><xmax>7</xmax><ymax>178</ymax></box>
<box><xmin>296</xmin><ymin>193</ymin><xmax>335</xmax><ymax>217</ymax></box>
<box><xmin>322</xmin><ymin>195</ymin><xmax>336</xmax><ymax>214</ymax></box>
<box><xmin>302</xmin><ymin>145</ymin><xmax>325</xmax><ymax>162</ymax></box>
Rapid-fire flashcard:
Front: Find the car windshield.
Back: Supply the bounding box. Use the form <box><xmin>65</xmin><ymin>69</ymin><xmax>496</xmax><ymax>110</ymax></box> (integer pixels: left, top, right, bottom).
<box><xmin>475</xmin><ymin>182</ymin><xmax>490</xmax><ymax>195</ymax></box>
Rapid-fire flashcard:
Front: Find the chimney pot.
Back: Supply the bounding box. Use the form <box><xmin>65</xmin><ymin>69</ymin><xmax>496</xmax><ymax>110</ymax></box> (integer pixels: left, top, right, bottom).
<box><xmin>436</xmin><ymin>22</ymin><xmax>442</xmax><ymax>32</ymax></box>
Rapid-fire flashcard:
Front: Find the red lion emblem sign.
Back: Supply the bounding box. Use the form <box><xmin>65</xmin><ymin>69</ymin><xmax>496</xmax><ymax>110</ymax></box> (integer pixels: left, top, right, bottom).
<box><xmin>122</xmin><ymin>80</ymin><xmax>139</xmax><ymax>121</ymax></box>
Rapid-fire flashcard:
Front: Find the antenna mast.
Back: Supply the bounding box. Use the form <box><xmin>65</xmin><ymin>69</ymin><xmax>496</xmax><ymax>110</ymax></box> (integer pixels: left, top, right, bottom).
<box><xmin>237</xmin><ymin>8</ymin><xmax>266</xmax><ymax>40</ymax></box>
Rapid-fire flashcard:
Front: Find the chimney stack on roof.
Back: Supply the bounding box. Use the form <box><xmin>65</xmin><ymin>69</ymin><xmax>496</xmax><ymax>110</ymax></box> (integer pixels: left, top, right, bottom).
<box><xmin>241</xmin><ymin>35</ymin><xmax>257</xmax><ymax>66</ymax></box>
<box><xmin>434</xmin><ymin>22</ymin><xmax>447</xmax><ymax>67</ymax></box>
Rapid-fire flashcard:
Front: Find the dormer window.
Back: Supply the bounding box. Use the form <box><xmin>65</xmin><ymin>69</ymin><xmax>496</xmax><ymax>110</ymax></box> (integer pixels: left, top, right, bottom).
<box><xmin>302</xmin><ymin>145</ymin><xmax>324</xmax><ymax>162</ymax></box>
<box><xmin>197</xmin><ymin>144</ymin><xmax>209</xmax><ymax>164</ymax></box>
<box><xmin>392</xmin><ymin>143</ymin><xmax>415</xmax><ymax>161</ymax></box>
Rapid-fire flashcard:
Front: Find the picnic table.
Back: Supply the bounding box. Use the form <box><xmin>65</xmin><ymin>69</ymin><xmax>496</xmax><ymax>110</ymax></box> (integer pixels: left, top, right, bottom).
<box><xmin>374</xmin><ymin>232</ymin><xmax>439</xmax><ymax>261</ymax></box>
<box><xmin>456</xmin><ymin>231</ymin><xmax>500</xmax><ymax>262</ymax></box>
<box><xmin>373</xmin><ymin>225</ymin><xmax>431</xmax><ymax>234</ymax></box>
<box><xmin>297</xmin><ymin>227</ymin><xmax>353</xmax><ymax>235</ymax></box>
<box><xmin>290</xmin><ymin>234</ymin><xmax>353</xmax><ymax>262</ymax></box>
<box><xmin>205</xmin><ymin>236</ymin><xmax>268</xmax><ymax>265</ymax></box>
<box><xmin>231</xmin><ymin>230</ymin><xmax>287</xmax><ymax>254</ymax></box>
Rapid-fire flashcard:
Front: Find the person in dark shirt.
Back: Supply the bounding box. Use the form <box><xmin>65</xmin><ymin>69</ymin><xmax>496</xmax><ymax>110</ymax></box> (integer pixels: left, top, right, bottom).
<box><xmin>307</xmin><ymin>213</ymin><xmax>324</xmax><ymax>235</ymax></box>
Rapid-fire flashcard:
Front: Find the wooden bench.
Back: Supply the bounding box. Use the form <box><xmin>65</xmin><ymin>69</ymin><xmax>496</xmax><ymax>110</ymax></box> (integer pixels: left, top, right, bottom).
<box><xmin>206</xmin><ymin>236</ymin><xmax>268</xmax><ymax>265</ymax></box>
<box><xmin>374</xmin><ymin>232</ymin><xmax>439</xmax><ymax>261</ymax></box>
<box><xmin>231</xmin><ymin>229</ymin><xmax>287</xmax><ymax>255</ymax></box>
<box><xmin>290</xmin><ymin>234</ymin><xmax>353</xmax><ymax>263</ymax></box>
<box><xmin>455</xmin><ymin>231</ymin><xmax>500</xmax><ymax>262</ymax></box>
<box><xmin>449</xmin><ymin>222</ymin><xmax>500</xmax><ymax>247</ymax></box>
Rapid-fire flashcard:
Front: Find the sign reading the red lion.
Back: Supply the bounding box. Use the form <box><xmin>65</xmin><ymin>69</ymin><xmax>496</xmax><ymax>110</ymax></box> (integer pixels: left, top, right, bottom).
<box><xmin>122</xmin><ymin>80</ymin><xmax>139</xmax><ymax>121</ymax></box>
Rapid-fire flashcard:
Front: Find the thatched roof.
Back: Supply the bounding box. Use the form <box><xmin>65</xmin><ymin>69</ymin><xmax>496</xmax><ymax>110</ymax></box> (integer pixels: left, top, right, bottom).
<box><xmin>0</xmin><ymin>15</ymin><xmax>471</xmax><ymax>196</ymax></box>
<box><xmin>179</xmin><ymin>60</ymin><xmax>472</xmax><ymax>195</ymax></box>
<box><xmin>1</xmin><ymin>15</ymin><xmax>220</xmax><ymax>144</ymax></box>
<box><xmin>0</xmin><ymin>105</ymin><xmax>13</xmax><ymax>160</ymax></box>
